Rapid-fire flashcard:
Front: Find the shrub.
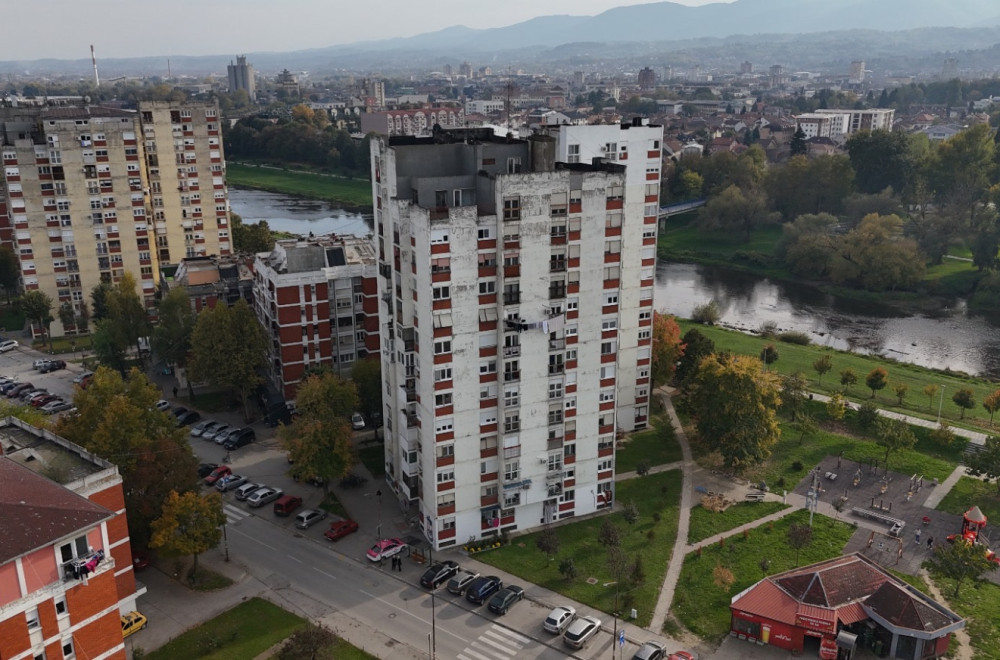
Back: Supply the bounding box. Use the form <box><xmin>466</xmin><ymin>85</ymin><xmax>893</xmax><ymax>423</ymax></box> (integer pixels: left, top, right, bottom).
<box><xmin>759</xmin><ymin>320</ymin><xmax>778</xmax><ymax>339</ymax></box>
<box><xmin>779</xmin><ymin>331</ymin><xmax>811</xmax><ymax>345</ymax></box>
<box><xmin>791</xmin><ymin>461</ymin><xmax>804</xmax><ymax>472</ymax></box>
<box><xmin>691</xmin><ymin>300</ymin><xmax>721</xmax><ymax>325</ymax></box>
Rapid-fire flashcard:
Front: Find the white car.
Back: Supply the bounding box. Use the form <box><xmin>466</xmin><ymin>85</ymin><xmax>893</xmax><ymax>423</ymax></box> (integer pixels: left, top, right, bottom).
<box><xmin>543</xmin><ymin>605</ymin><xmax>576</xmax><ymax>634</ymax></box>
<box><xmin>246</xmin><ymin>487</ymin><xmax>283</xmax><ymax>508</ymax></box>
<box><xmin>564</xmin><ymin>615</ymin><xmax>602</xmax><ymax>649</ymax></box>
<box><xmin>351</xmin><ymin>412</ymin><xmax>365</xmax><ymax>430</ymax></box>
<box><xmin>154</xmin><ymin>399</ymin><xmax>171</xmax><ymax>411</ymax></box>
<box><xmin>0</xmin><ymin>340</ymin><xmax>18</xmax><ymax>353</ymax></box>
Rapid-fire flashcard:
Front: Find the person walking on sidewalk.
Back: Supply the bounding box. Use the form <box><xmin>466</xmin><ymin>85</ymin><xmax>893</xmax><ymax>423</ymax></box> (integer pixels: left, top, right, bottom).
<box><xmin>915</xmin><ymin>528</ymin><xmax>922</xmax><ymax>544</ymax></box>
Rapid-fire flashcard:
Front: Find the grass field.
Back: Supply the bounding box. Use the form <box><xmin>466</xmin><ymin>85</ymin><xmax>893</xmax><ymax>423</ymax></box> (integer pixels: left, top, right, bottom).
<box><xmin>936</xmin><ymin>475</ymin><xmax>1000</xmax><ymax>522</ymax></box>
<box><xmin>226</xmin><ymin>162</ymin><xmax>372</xmax><ymax>208</ymax></box>
<box><xmin>357</xmin><ymin>443</ymin><xmax>386</xmax><ymax>476</ymax></box>
<box><xmin>930</xmin><ymin>574</ymin><xmax>1000</xmax><ymax>659</ymax></box>
<box><xmin>477</xmin><ymin>470</ymin><xmax>681</xmax><ymax>627</ymax></box>
<box><xmin>671</xmin><ymin>510</ymin><xmax>856</xmax><ymax>641</ymax></box>
<box><xmin>616</xmin><ymin>416</ymin><xmax>682</xmax><ymax>473</ymax></box>
<box><xmin>677</xmin><ymin>320</ymin><xmax>1000</xmax><ymax>431</ymax></box>
<box><xmin>144</xmin><ymin>598</ymin><xmax>305</xmax><ymax>660</ymax></box>
<box><xmin>687</xmin><ymin>501</ymin><xmax>790</xmax><ymax>544</ymax></box>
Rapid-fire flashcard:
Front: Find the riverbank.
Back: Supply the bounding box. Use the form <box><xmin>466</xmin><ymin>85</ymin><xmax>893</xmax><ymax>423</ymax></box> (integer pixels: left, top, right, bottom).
<box><xmin>658</xmin><ymin>212</ymin><xmax>986</xmax><ymax>313</ymax></box>
<box><xmin>677</xmin><ymin>319</ymin><xmax>1000</xmax><ymax>431</ymax></box>
<box><xmin>226</xmin><ymin>162</ymin><xmax>372</xmax><ymax>210</ymax></box>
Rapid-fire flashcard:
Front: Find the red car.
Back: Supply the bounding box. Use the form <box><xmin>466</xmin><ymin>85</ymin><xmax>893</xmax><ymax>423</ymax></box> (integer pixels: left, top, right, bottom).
<box><xmin>203</xmin><ymin>465</ymin><xmax>232</xmax><ymax>486</ymax></box>
<box><xmin>324</xmin><ymin>518</ymin><xmax>359</xmax><ymax>541</ymax></box>
<box><xmin>132</xmin><ymin>554</ymin><xmax>150</xmax><ymax>571</ymax></box>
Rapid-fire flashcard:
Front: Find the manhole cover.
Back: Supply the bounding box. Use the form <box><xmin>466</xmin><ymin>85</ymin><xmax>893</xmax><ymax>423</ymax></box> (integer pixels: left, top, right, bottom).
<box><xmin>586</xmin><ymin>577</ymin><xmax>598</xmax><ymax>585</ymax></box>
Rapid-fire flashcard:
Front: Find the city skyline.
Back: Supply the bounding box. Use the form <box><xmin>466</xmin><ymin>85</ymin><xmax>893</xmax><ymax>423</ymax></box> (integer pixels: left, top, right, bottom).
<box><xmin>1</xmin><ymin>0</ymin><xmax>726</xmax><ymax>62</ymax></box>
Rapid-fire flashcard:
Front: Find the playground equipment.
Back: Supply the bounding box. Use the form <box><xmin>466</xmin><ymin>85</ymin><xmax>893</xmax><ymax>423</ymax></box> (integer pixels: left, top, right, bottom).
<box><xmin>946</xmin><ymin>505</ymin><xmax>1000</xmax><ymax>565</ymax></box>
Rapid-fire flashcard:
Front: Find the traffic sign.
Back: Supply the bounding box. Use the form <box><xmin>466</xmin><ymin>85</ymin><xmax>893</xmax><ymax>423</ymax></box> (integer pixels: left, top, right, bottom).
<box><xmin>618</xmin><ymin>629</ymin><xmax>625</xmax><ymax>647</ymax></box>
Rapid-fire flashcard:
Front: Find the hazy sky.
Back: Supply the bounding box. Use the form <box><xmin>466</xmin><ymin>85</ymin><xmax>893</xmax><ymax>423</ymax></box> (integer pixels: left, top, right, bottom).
<box><xmin>2</xmin><ymin>0</ymin><xmax>729</xmax><ymax>61</ymax></box>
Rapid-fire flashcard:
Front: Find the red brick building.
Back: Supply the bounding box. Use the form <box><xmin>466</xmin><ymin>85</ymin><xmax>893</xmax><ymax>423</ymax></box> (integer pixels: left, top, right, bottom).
<box><xmin>253</xmin><ymin>236</ymin><xmax>379</xmax><ymax>399</ymax></box>
<box><xmin>729</xmin><ymin>553</ymin><xmax>963</xmax><ymax>659</ymax></box>
<box><xmin>0</xmin><ymin>418</ymin><xmax>143</xmax><ymax>660</ymax></box>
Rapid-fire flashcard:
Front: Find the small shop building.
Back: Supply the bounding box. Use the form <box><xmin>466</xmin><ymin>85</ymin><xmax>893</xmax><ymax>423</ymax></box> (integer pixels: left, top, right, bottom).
<box><xmin>729</xmin><ymin>553</ymin><xmax>963</xmax><ymax>659</ymax></box>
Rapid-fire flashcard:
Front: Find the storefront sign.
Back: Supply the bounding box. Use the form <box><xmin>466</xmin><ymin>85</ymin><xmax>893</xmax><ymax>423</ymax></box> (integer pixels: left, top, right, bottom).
<box><xmin>795</xmin><ymin>614</ymin><xmax>834</xmax><ymax>632</ymax></box>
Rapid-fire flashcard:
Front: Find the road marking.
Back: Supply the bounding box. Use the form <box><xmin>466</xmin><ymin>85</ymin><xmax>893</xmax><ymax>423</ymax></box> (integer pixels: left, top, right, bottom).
<box><xmin>288</xmin><ymin>555</ymin><xmax>302</xmax><ymax>563</ymax></box>
<box><xmin>458</xmin><ymin>624</ymin><xmax>529</xmax><ymax>660</ymax></box>
<box><xmin>359</xmin><ymin>589</ymin><xmax>469</xmax><ymax>643</ymax></box>
<box><xmin>228</xmin><ymin>526</ymin><xmax>276</xmax><ymax>551</ymax></box>
<box><xmin>312</xmin><ymin>567</ymin><xmax>337</xmax><ymax>580</ymax></box>
<box><xmin>458</xmin><ymin>649</ymin><xmax>494</xmax><ymax>660</ymax></box>
<box><xmin>223</xmin><ymin>504</ymin><xmax>250</xmax><ymax>525</ymax></box>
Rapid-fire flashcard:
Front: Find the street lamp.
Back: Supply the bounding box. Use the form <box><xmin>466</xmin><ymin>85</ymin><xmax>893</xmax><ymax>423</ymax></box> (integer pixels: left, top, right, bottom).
<box><xmin>937</xmin><ymin>385</ymin><xmax>946</xmax><ymax>425</ymax></box>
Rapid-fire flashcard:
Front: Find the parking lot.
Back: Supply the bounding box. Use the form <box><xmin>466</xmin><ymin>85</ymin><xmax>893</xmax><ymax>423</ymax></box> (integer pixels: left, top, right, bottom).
<box><xmin>0</xmin><ymin>342</ymin><xmax>90</xmax><ymax>412</ymax></box>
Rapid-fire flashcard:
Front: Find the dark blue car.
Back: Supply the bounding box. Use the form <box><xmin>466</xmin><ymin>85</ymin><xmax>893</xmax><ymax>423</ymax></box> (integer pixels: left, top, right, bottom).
<box><xmin>465</xmin><ymin>575</ymin><xmax>503</xmax><ymax>605</ymax></box>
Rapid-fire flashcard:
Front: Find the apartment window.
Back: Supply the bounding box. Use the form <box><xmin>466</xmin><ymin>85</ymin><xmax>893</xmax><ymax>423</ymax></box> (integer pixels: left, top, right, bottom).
<box><xmin>433</xmin><ymin>312</ymin><xmax>452</xmax><ymax>328</ymax></box>
<box><xmin>62</xmin><ymin>639</ymin><xmax>75</xmax><ymax>659</ymax></box>
<box><xmin>435</xmin><ymin>366</ymin><xmax>452</xmax><ymax>382</ymax></box>
<box><xmin>550</xmin><ymin>191</ymin><xmax>568</xmax><ymax>216</ymax></box>
<box><xmin>54</xmin><ymin>596</ymin><xmax>67</xmax><ymax>616</ymax></box>
<box><xmin>479</xmin><ymin>308</ymin><xmax>498</xmax><ymax>323</ymax></box>
<box><xmin>549</xmin><ymin>381</ymin><xmax>563</xmax><ymax>399</ymax></box>
<box><xmin>478</xmin><ymin>252</ymin><xmax>497</xmax><ymax>268</ymax></box>
<box><xmin>604</xmin><ymin>292</ymin><xmax>619</xmax><ymax>306</ymax></box>
<box><xmin>504</xmin><ymin>492</ymin><xmax>521</xmax><ymax>507</ymax></box>
<box><xmin>601</xmin><ymin>340</ymin><xmax>617</xmax><ymax>355</ymax></box>
<box><xmin>478</xmin><ymin>227</ymin><xmax>494</xmax><ymax>240</ymax></box>
<box><xmin>598</xmin><ymin>459</ymin><xmax>614</xmax><ymax>471</ymax></box>
<box><xmin>600</xmin><ymin>388</ymin><xmax>616</xmax><ymax>403</ymax></box>
<box><xmin>638</xmin><ymin>329</ymin><xmax>651</xmax><ymax>341</ymax></box>
<box><xmin>567</xmin><ymin>144</ymin><xmax>580</xmax><ymax>163</ymax></box>
<box><xmin>604</xmin><ymin>265</ymin><xmax>621</xmax><ymax>281</ymax></box>
<box><xmin>601</xmin><ymin>364</ymin><xmax>616</xmax><ymax>379</ymax></box>
<box><xmin>480</xmin><ymin>360</ymin><xmax>497</xmax><ymax>375</ymax></box>
<box><xmin>435</xmin><ymin>392</ymin><xmax>452</xmax><ymax>407</ymax></box>
<box><xmin>504</xmin><ymin>460</ymin><xmax>520</xmax><ymax>481</ymax></box>
<box><xmin>605</xmin><ymin>239</ymin><xmax>621</xmax><ymax>255</ymax></box>
<box><xmin>639</xmin><ymin>310</ymin><xmax>652</xmax><ymax>321</ymax></box>
<box><xmin>437</xmin><ymin>469</ymin><xmax>455</xmax><ymax>483</ymax></box>
<box><xmin>548</xmin><ymin>454</ymin><xmax>563</xmax><ymax>472</ymax></box>
<box><xmin>479</xmin><ymin>280</ymin><xmax>496</xmax><ymax>295</ymax></box>
<box><xmin>507</xmin><ymin>157</ymin><xmax>522</xmax><ymax>174</ymax></box>
<box><xmin>431</xmin><ymin>257</ymin><xmax>451</xmax><ymax>273</ymax></box>
<box><xmin>481</xmin><ymin>435</ymin><xmax>498</xmax><ymax>452</ymax></box>
<box><xmin>503</xmin><ymin>196</ymin><xmax>521</xmax><ymax>221</ymax></box>
<box><xmin>606</xmin><ymin>212</ymin><xmax>623</xmax><ymax>228</ymax></box>
<box><xmin>480</xmin><ymin>410</ymin><xmax>498</xmax><ymax>426</ymax></box>
<box><xmin>645</xmin><ymin>182</ymin><xmax>660</xmax><ymax>197</ymax></box>
<box><xmin>608</xmin><ymin>184</ymin><xmax>624</xmax><ymax>200</ymax></box>
<box><xmin>26</xmin><ymin>607</ymin><xmax>40</xmax><ymax>629</ymax></box>
<box><xmin>504</xmin><ymin>414</ymin><xmax>520</xmax><ymax>433</ymax></box>
<box><xmin>482</xmin><ymin>484</ymin><xmax>499</xmax><ymax>497</ymax></box>
<box><xmin>435</xmin><ymin>418</ymin><xmax>454</xmax><ymax>433</ymax></box>
<box><xmin>433</xmin><ymin>340</ymin><xmax>451</xmax><ymax>355</ymax></box>
<box><xmin>437</xmin><ymin>493</ymin><xmax>455</xmax><ymax>508</ymax></box>
<box><xmin>504</xmin><ymin>387</ymin><xmax>519</xmax><ymax>407</ymax></box>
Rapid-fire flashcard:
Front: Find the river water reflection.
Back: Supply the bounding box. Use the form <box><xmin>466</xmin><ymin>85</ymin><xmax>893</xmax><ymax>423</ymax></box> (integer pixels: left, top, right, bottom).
<box><xmin>655</xmin><ymin>262</ymin><xmax>1000</xmax><ymax>380</ymax></box>
<box><xmin>228</xmin><ymin>188</ymin><xmax>1000</xmax><ymax>380</ymax></box>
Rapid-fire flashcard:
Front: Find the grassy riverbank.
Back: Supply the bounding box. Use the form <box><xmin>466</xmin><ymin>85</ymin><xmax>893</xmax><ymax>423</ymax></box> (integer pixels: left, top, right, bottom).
<box><xmin>226</xmin><ymin>162</ymin><xmax>372</xmax><ymax>209</ymax></box>
<box><xmin>677</xmin><ymin>321</ymin><xmax>1000</xmax><ymax>431</ymax></box>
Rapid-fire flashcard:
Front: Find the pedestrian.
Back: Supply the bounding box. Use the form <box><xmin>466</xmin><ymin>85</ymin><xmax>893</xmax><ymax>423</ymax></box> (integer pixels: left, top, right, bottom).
<box><xmin>172</xmin><ymin>385</ymin><xmax>178</xmax><ymax>398</ymax></box>
<box><xmin>915</xmin><ymin>528</ymin><xmax>921</xmax><ymax>544</ymax></box>
<box><xmin>927</xmin><ymin>537</ymin><xmax>934</xmax><ymax>550</ymax></box>
<box><xmin>394</xmin><ymin>557</ymin><xmax>400</xmax><ymax>571</ymax></box>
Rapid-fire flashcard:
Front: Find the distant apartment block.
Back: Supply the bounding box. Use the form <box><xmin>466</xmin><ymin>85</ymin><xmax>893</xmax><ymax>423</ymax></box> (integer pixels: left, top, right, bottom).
<box><xmin>360</xmin><ymin>107</ymin><xmax>465</xmax><ymax>137</ymax></box>
<box><xmin>465</xmin><ymin>100</ymin><xmax>506</xmax><ymax>116</ymax></box>
<box><xmin>253</xmin><ymin>236</ymin><xmax>379</xmax><ymax>399</ymax></box>
<box><xmin>226</xmin><ymin>55</ymin><xmax>256</xmax><ymax>101</ymax></box>
<box><xmin>160</xmin><ymin>254</ymin><xmax>253</xmax><ymax>313</ymax></box>
<box><xmin>794</xmin><ymin>113</ymin><xmax>848</xmax><ymax>139</ymax></box>
<box><xmin>0</xmin><ymin>417</ymin><xmax>143</xmax><ymax>660</ymax></box>
<box><xmin>0</xmin><ymin>100</ymin><xmax>229</xmax><ymax>336</ymax></box>
<box><xmin>814</xmin><ymin>108</ymin><xmax>895</xmax><ymax>134</ymax></box>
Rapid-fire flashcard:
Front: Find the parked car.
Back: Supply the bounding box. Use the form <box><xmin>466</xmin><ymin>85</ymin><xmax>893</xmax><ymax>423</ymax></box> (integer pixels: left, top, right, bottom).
<box><xmin>214</xmin><ymin>426</ymin><xmax>241</xmax><ymax>445</ymax></box>
<box><xmin>351</xmin><ymin>412</ymin><xmax>365</xmax><ymax>430</ymax></box>
<box><xmin>234</xmin><ymin>482</ymin><xmax>264</xmax><ymax>501</ymax></box>
<box><xmin>465</xmin><ymin>576</ymin><xmax>503</xmax><ymax>605</ymax></box>
<box><xmin>667</xmin><ymin>652</ymin><xmax>697</xmax><ymax>660</ymax></box>
<box><xmin>121</xmin><ymin>611</ymin><xmax>147</xmax><ymax>638</ymax></box>
<box><xmin>25</xmin><ymin>389</ymin><xmax>49</xmax><ymax>402</ymax></box>
<box><xmin>203</xmin><ymin>465</ymin><xmax>232</xmax><ymax>486</ymax></box>
<box><xmin>543</xmin><ymin>605</ymin><xmax>577</xmax><ymax>634</ymax></box>
<box><xmin>273</xmin><ymin>494</ymin><xmax>303</xmax><ymax>516</ymax></box>
<box><xmin>7</xmin><ymin>383</ymin><xmax>33</xmax><ymax>398</ymax></box>
<box><xmin>488</xmin><ymin>585</ymin><xmax>524</xmax><ymax>615</ymax></box>
<box><xmin>203</xmin><ymin>424</ymin><xmax>231</xmax><ymax>442</ymax></box>
<box><xmin>41</xmin><ymin>400</ymin><xmax>73</xmax><ymax>414</ymax></box>
<box><xmin>339</xmin><ymin>472</ymin><xmax>367</xmax><ymax>488</ymax></box>
<box><xmin>40</xmin><ymin>359</ymin><xmax>66</xmax><ymax>373</ymax></box>
<box><xmin>0</xmin><ymin>339</ymin><xmax>19</xmax><ymax>352</ymax></box>
<box><xmin>246</xmin><ymin>487</ymin><xmax>283</xmax><ymax>508</ymax></box>
<box><xmin>420</xmin><ymin>560</ymin><xmax>460</xmax><ymax>589</ymax></box>
<box><xmin>72</xmin><ymin>371</ymin><xmax>94</xmax><ymax>388</ymax></box>
<box><xmin>190</xmin><ymin>420</ymin><xmax>220</xmax><ymax>438</ymax></box>
<box><xmin>154</xmin><ymin>399</ymin><xmax>171</xmax><ymax>411</ymax></box>
<box><xmin>132</xmin><ymin>554</ymin><xmax>150</xmax><ymax>572</ymax></box>
<box><xmin>215</xmin><ymin>474</ymin><xmax>247</xmax><ymax>492</ymax></box>
<box><xmin>294</xmin><ymin>508</ymin><xmax>328</xmax><ymax>529</ymax></box>
<box><xmin>176</xmin><ymin>410</ymin><xmax>201</xmax><ymax>427</ymax></box>
<box><xmin>31</xmin><ymin>394</ymin><xmax>59</xmax><ymax>408</ymax></box>
<box><xmin>633</xmin><ymin>641</ymin><xmax>667</xmax><ymax>660</ymax></box>
<box><xmin>447</xmin><ymin>570</ymin><xmax>480</xmax><ymax>595</ymax></box>
<box><xmin>32</xmin><ymin>359</ymin><xmax>51</xmax><ymax>370</ymax></box>
<box><xmin>366</xmin><ymin>538</ymin><xmax>407</xmax><ymax>562</ymax></box>
<box><xmin>324</xmin><ymin>517</ymin><xmax>359</xmax><ymax>541</ymax></box>
<box><xmin>171</xmin><ymin>406</ymin><xmax>188</xmax><ymax>417</ymax></box>
<box><xmin>223</xmin><ymin>428</ymin><xmax>255</xmax><ymax>450</ymax></box>
<box><xmin>0</xmin><ymin>381</ymin><xmax>19</xmax><ymax>394</ymax></box>
<box><xmin>563</xmin><ymin>616</ymin><xmax>602</xmax><ymax>649</ymax></box>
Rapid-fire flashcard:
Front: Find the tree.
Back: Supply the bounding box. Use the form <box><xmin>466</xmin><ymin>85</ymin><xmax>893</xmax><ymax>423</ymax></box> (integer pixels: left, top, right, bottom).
<box><xmin>20</xmin><ymin>290</ymin><xmax>53</xmax><ymax>348</ymax></box>
<box><xmin>793</xmin><ymin>414</ymin><xmax>817</xmax><ymax>445</ymax></box>
<box><xmin>278</xmin><ymin>372</ymin><xmax>358</xmax><ymax>492</ymax></box>
<box><xmin>536</xmin><ymin>526</ymin><xmax>560</xmax><ymax>557</ymax></box>
<box><xmin>781</xmin><ymin>371</ymin><xmax>808</xmax><ymax>421</ymax></box>
<box><xmin>845</xmin><ymin>130</ymin><xmax>915</xmax><ymax>195</ymax></box>
<box><xmin>598</xmin><ymin>519</ymin><xmax>622</xmax><ymax>548</ymax></box>
<box><xmin>787</xmin><ymin>523</ymin><xmax>813</xmax><ymax>566</ymax></box>
<box><xmin>952</xmin><ymin>388</ymin><xmax>976</xmax><ymax>419</ymax></box>
<box><xmin>759</xmin><ymin>344</ymin><xmax>779</xmax><ymax>371</ymax></box>
<box><xmin>149</xmin><ymin>490</ymin><xmax>226</xmax><ymax>578</ymax></box>
<box><xmin>927</xmin><ymin>538</ymin><xmax>999</xmax><ymax>598</ymax></box>
<box><xmin>923</xmin><ymin>384</ymin><xmax>940</xmax><ymax>411</ymax></box>
<box><xmin>931</xmin><ymin>123</ymin><xmax>996</xmax><ymax>227</ymax></box>
<box><xmin>96</xmin><ymin>273</ymin><xmax>151</xmax><ymax>370</ymax></box>
<box><xmin>58</xmin><ymin>302</ymin><xmax>75</xmax><ymax>331</ymax></box>
<box><xmin>930</xmin><ymin>423</ymin><xmax>956</xmax><ymax>447</ymax></box>
<box><xmin>675</xmin><ymin>328</ymin><xmax>715</xmax><ymax>386</ymax></box>
<box><xmin>559</xmin><ymin>557</ymin><xmax>578</xmax><ymax>581</ymax></box>
<box><xmin>826</xmin><ymin>392</ymin><xmax>847</xmax><ymax>421</ymax></box>
<box><xmin>697</xmin><ymin>184</ymin><xmax>776</xmax><ymax>242</ymax></box>
<box><xmin>650</xmin><ymin>313</ymin><xmax>683</xmax><ymax>387</ymax></box>
<box><xmin>984</xmin><ymin>390</ymin><xmax>1000</xmax><ymax>425</ymax></box>
<box><xmin>231</xmin><ymin>213</ymin><xmax>275</xmax><ymax>254</ymax></box>
<box><xmin>90</xmin><ymin>281</ymin><xmax>114</xmax><ymax>321</ymax></box>
<box><xmin>967</xmin><ymin>436</ymin><xmax>1000</xmax><ymax>495</ymax></box>
<box><xmin>893</xmin><ymin>383</ymin><xmax>908</xmax><ymax>405</ymax></box>
<box><xmin>0</xmin><ymin>245</ymin><xmax>19</xmax><ymax>302</ymax></box>
<box><xmin>790</xmin><ymin>126</ymin><xmax>808</xmax><ymax>157</ymax></box>
<box><xmin>91</xmin><ymin>319</ymin><xmax>130</xmax><ymax>375</ymax></box>
<box><xmin>152</xmin><ymin>287</ymin><xmax>196</xmax><ymax>399</ymax></box>
<box><xmin>874</xmin><ymin>417</ymin><xmax>917</xmax><ymax>473</ymax></box>
<box><xmin>840</xmin><ymin>369</ymin><xmax>858</xmax><ymax>393</ymax></box>
<box><xmin>865</xmin><ymin>367</ymin><xmax>889</xmax><ymax>399</ymax></box>
<box><xmin>351</xmin><ymin>357</ymin><xmax>383</xmax><ymax>431</ymax></box>
<box><xmin>829</xmin><ymin>214</ymin><xmax>925</xmax><ymax>292</ymax></box>
<box><xmin>766</xmin><ymin>156</ymin><xmax>855</xmax><ymax>222</ymax></box>
<box><xmin>188</xmin><ymin>299</ymin><xmax>267</xmax><ymax>421</ymax></box>
<box><xmin>688</xmin><ymin>353</ymin><xmax>782</xmax><ymax>471</ymax></box>
<box><xmin>622</xmin><ymin>501</ymin><xmax>639</xmax><ymax>525</ymax></box>
<box><xmin>812</xmin><ymin>355</ymin><xmax>832</xmax><ymax>386</ymax></box>
<box><xmin>857</xmin><ymin>401</ymin><xmax>880</xmax><ymax>432</ymax></box>
<box><xmin>277</xmin><ymin>624</ymin><xmax>336</xmax><ymax>660</ymax></box>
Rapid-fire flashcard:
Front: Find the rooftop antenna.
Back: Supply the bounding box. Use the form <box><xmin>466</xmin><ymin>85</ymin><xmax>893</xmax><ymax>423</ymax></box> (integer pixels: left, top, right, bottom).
<box><xmin>90</xmin><ymin>45</ymin><xmax>100</xmax><ymax>87</ymax></box>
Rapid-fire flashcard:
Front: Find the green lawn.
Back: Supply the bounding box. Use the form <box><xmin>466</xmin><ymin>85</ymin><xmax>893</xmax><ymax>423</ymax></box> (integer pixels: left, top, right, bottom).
<box><xmin>477</xmin><ymin>470</ymin><xmax>682</xmax><ymax>627</ymax></box>
<box><xmin>617</xmin><ymin>416</ymin><xmax>682</xmax><ymax>473</ymax></box>
<box><xmin>936</xmin><ymin>475</ymin><xmax>1000</xmax><ymax>521</ymax></box>
<box><xmin>658</xmin><ymin>213</ymin><xmax>789</xmax><ymax>278</ymax></box>
<box><xmin>227</xmin><ymin>162</ymin><xmax>372</xmax><ymax>208</ymax></box>
<box><xmin>357</xmin><ymin>443</ymin><xmax>386</xmax><ymax>477</ymax></box>
<box><xmin>678</xmin><ymin>320</ymin><xmax>1000</xmax><ymax>432</ymax></box>
<box><xmin>144</xmin><ymin>598</ymin><xmax>305</xmax><ymax>660</ymax></box>
<box><xmin>929</xmin><ymin>574</ymin><xmax>1000</xmax><ymax>659</ymax></box>
<box><xmin>671</xmin><ymin>510</ymin><xmax>856</xmax><ymax>641</ymax></box>
<box><xmin>33</xmin><ymin>334</ymin><xmax>92</xmax><ymax>355</ymax></box>
<box><xmin>687</xmin><ymin>501</ymin><xmax>790</xmax><ymax>544</ymax></box>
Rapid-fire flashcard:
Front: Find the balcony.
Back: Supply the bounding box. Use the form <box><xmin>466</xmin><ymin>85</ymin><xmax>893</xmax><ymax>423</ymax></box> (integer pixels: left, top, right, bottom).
<box><xmin>63</xmin><ymin>549</ymin><xmax>107</xmax><ymax>581</ymax></box>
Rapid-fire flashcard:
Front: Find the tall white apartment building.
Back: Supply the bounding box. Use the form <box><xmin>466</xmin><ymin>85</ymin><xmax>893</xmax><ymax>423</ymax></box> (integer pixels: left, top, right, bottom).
<box><xmin>814</xmin><ymin>108</ymin><xmax>895</xmax><ymax>135</ymax></box>
<box><xmin>372</xmin><ymin>122</ymin><xmax>660</xmax><ymax>549</ymax></box>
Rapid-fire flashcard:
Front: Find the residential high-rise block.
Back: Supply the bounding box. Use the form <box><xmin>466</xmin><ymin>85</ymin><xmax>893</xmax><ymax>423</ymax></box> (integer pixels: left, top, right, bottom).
<box><xmin>0</xmin><ymin>100</ymin><xmax>229</xmax><ymax>336</ymax></box>
<box><xmin>372</xmin><ymin>122</ymin><xmax>660</xmax><ymax>549</ymax></box>
<box><xmin>227</xmin><ymin>55</ymin><xmax>256</xmax><ymax>101</ymax></box>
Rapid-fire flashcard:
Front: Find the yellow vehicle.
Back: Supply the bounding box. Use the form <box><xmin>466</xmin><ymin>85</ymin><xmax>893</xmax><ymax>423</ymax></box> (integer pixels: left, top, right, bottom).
<box><xmin>121</xmin><ymin>611</ymin><xmax>147</xmax><ymax>638</ymax></box>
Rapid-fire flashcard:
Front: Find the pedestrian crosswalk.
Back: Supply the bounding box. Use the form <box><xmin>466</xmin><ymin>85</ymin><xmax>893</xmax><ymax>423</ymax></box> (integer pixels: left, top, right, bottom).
<box><xmin>457</xmin><ymin>624</ymin><xmax>530</xmax><ymax>660</ymax></box>
<box><xmin>224</xmin><ymin>504</ymin><xmax>250</xmax><ymax>525</ymax></box>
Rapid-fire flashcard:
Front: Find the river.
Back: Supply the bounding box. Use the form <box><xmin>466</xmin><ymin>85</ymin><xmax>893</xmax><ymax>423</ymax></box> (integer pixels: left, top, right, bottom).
<box><xmin>228</xmin><ymin>188</ymin><xmax>1000</xmax><ymax>380</ymax></box>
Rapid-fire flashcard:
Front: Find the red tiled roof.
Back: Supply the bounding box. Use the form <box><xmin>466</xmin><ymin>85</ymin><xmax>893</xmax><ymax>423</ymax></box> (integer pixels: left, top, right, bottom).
<box><xmin>838</xmin><ymin>601</ymin><xmax>869</xmax><ymax>626</ymax></box>
<box><xmin>0</xmin><ymin>458</ymin><xmax>112</xmax><ymax>564</ymax></box>
<box><xmin>731</xmin><ymin>579</ymin><xmax>799</xmax><ymax>624</ymax></box>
